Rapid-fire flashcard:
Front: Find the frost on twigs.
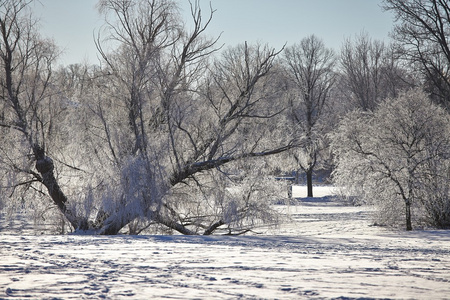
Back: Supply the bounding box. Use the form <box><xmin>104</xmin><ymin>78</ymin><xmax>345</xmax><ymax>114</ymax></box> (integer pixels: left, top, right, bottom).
<box><xmin>164</xmin><ymin>159</ymin><xmax>288</xmax><ymax>235</ymax></box>
<box><xmin>331</xmin><ymin>89</ymin><xmax>450</xmax><ymax>230</ymax></box>
<box><xmin>0</xmin><ymin>0</ymin><xmax>292</xmax><ymax>235</ymax></box>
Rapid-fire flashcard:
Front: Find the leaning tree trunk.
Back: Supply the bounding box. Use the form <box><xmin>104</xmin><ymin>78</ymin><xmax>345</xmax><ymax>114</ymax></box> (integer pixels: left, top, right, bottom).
<box><xmin>33</xmin><ymin>146</ymin><xmax>89</xmax><ymax>231</ymax></box>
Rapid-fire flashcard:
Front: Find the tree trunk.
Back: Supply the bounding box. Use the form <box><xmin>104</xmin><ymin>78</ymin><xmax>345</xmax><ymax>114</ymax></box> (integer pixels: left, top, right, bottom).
<box><xmin>97</xmin><ymin>219</ymin><xmax>128</xmax><ymax>235</ymax></box>
<box><xmin>306</xmin><ymin>168</ymin><xmax>313</xmax><ymax>198</ymax></box>
<box><xmin>34</xmin><ymin>148</ymin><xmax>88</xmax><ymax>231</ymax></box>
<box><xmin>203</xmin><ymin>220</ymin><xmax>225</xmax><ymax>235</ymax></box>
<box><xmin>153</xmin><ymin>213</ymin><xmax>195</xmax><ymax>235</ymax></box>
<box><xmin>295</xmin><ymin>170</ymin><xmax>301</xmax><ymax>185</ymax></box>
<box><xmin>405</xmin><ymin>201</ymin><xmax>412</xmax><ymax>231</ymax></box>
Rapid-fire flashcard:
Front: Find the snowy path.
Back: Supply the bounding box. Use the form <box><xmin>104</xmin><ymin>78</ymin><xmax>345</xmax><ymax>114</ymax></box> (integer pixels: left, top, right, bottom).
<box><xmin>1</xmin><ymin>187</ymin><xmax>450</xmax><ymax>299</ymax></box>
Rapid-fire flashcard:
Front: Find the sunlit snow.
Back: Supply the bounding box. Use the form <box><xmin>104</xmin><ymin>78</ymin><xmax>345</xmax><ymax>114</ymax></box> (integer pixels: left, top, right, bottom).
<box><xmin>1</xmin><ymin>186</ymin><xmax>449</xmax><ymax>299</ymax></box>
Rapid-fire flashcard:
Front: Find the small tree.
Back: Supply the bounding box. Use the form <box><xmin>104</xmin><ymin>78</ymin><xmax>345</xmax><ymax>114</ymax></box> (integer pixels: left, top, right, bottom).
<box><xmin>283</xmin><ymin>35</ymin><xmax>336</xmax><ymax>197</ymax></box>
<box><xmin>331</xmin><ymin>89</ymin><xmax>450</xmax><ymax>230</ymax></box>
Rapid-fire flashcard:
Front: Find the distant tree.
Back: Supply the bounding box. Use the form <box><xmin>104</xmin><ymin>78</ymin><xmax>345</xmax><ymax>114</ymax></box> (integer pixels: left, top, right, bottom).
<box><xmin>283</xmin><ymin>35</ymin><xmax>336</xmax><ymax>197</ymax></box>
<box><xmin>339</xmin><ymin>32</ymin><xmax>407</xmax><ymax>111</ymax></box>
<box><xmin>384</xmin><ymin>0</ymin><xmax>450</xmax><ymax>108</ymax></box>
<box><xmin>331</xmin><ymin>89</ymin><xmax>450</xmax><ymax>230</ymax></box>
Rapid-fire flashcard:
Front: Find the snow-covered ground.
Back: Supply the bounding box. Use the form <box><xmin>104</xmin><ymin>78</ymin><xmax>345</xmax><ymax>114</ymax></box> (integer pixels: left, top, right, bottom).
<box><xmin>1</xmin><ymin>186</ymin><xmax>449</xmax><ymax>299</ymax></box>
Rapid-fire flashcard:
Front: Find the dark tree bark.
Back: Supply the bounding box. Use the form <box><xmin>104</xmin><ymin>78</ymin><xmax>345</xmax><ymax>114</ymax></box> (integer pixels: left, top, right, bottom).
<box><xmin>306</xmin><ymin>168</ymin><xmax>313</xmax><ymax>198</ymax></box>
<box><xmin>33</xmin><ymin>146</ymin><xmax>88</xmax><ymax>230</ymax></box>
<box><xmin>405</xmin><ymin>201</ymin><xmax>412</xmax><ymax>231</ymax></box>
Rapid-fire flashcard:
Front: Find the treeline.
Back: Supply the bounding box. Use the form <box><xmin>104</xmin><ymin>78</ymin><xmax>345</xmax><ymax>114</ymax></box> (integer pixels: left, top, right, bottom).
<box><xmin>0</xmin><ymin>0</ymin><xmax>449</xmax><ymax>234</ymax></box>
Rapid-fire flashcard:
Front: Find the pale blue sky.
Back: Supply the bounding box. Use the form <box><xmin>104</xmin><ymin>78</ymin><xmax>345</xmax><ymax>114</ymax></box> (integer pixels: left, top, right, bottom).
<box><xmin>32</xmin><ymin>0</ymin><xmax>395</xmax><ymax>66</ymax></box>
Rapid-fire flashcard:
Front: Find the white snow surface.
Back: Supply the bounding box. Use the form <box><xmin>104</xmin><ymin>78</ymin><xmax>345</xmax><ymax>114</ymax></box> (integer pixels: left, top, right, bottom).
<box><xmin>1</xmin><ymin>186</ymin><xmax>450</xmax><ymax>299</ymax></box>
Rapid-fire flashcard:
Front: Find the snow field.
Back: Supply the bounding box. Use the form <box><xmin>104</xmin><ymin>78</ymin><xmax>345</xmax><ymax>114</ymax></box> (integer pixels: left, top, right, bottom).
<box><xmin>1</xmin><ymin>185</ymin><xmax>449</xmax><ymax>299</ymax></box>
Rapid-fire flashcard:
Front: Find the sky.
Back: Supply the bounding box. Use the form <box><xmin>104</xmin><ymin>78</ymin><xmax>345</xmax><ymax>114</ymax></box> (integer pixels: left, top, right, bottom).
<box><xmin>32</xmin><ymin>0</ymin><xmax>396</xmax><ymax>66</ymax></box>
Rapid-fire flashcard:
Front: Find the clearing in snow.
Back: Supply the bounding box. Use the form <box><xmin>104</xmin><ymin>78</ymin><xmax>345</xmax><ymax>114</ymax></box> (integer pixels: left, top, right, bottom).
<box><xmin>1</xmin><ymin>186</ymin><xmax>449</xmax><ymax>299</ymax></box>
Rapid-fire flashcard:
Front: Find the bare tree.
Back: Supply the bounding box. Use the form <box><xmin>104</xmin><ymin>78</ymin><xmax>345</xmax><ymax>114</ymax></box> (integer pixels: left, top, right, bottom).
<box><xmin>384</xmin><ymin>0</ymin><xmax>450</xmax><ymax>108</ymax></box>
<box><xmin>340</xmin><ymin>32</ymin><xmax>407</xmax><ymax>111</ymax></box>
<box><xmin>283</xmin><ymin>35</ymin><xmax>336</xmax><ymax>197</ymax></box>
<box><xmin>0</xmin><ymin>0</ymin><xmax>293</xmax><ymax>235</ymax></box>
<box><xmin>331</xmin><ymin>89</ymin><xmax>450</xmax><ymax>230</ymax></box>
<box><xmin>88</xmin><ymin>0</ymin><xmax>223</xmax><ymax>234</ymax></box>
<box><xmin>73</xmin><ymin>0</ymin><xmax>292</xmax><ymax>235</ymax></box>
<box><xmin>0</xmin><ymin>0</ymin><xmax>90</xmax><ymax>230</ymax></box>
